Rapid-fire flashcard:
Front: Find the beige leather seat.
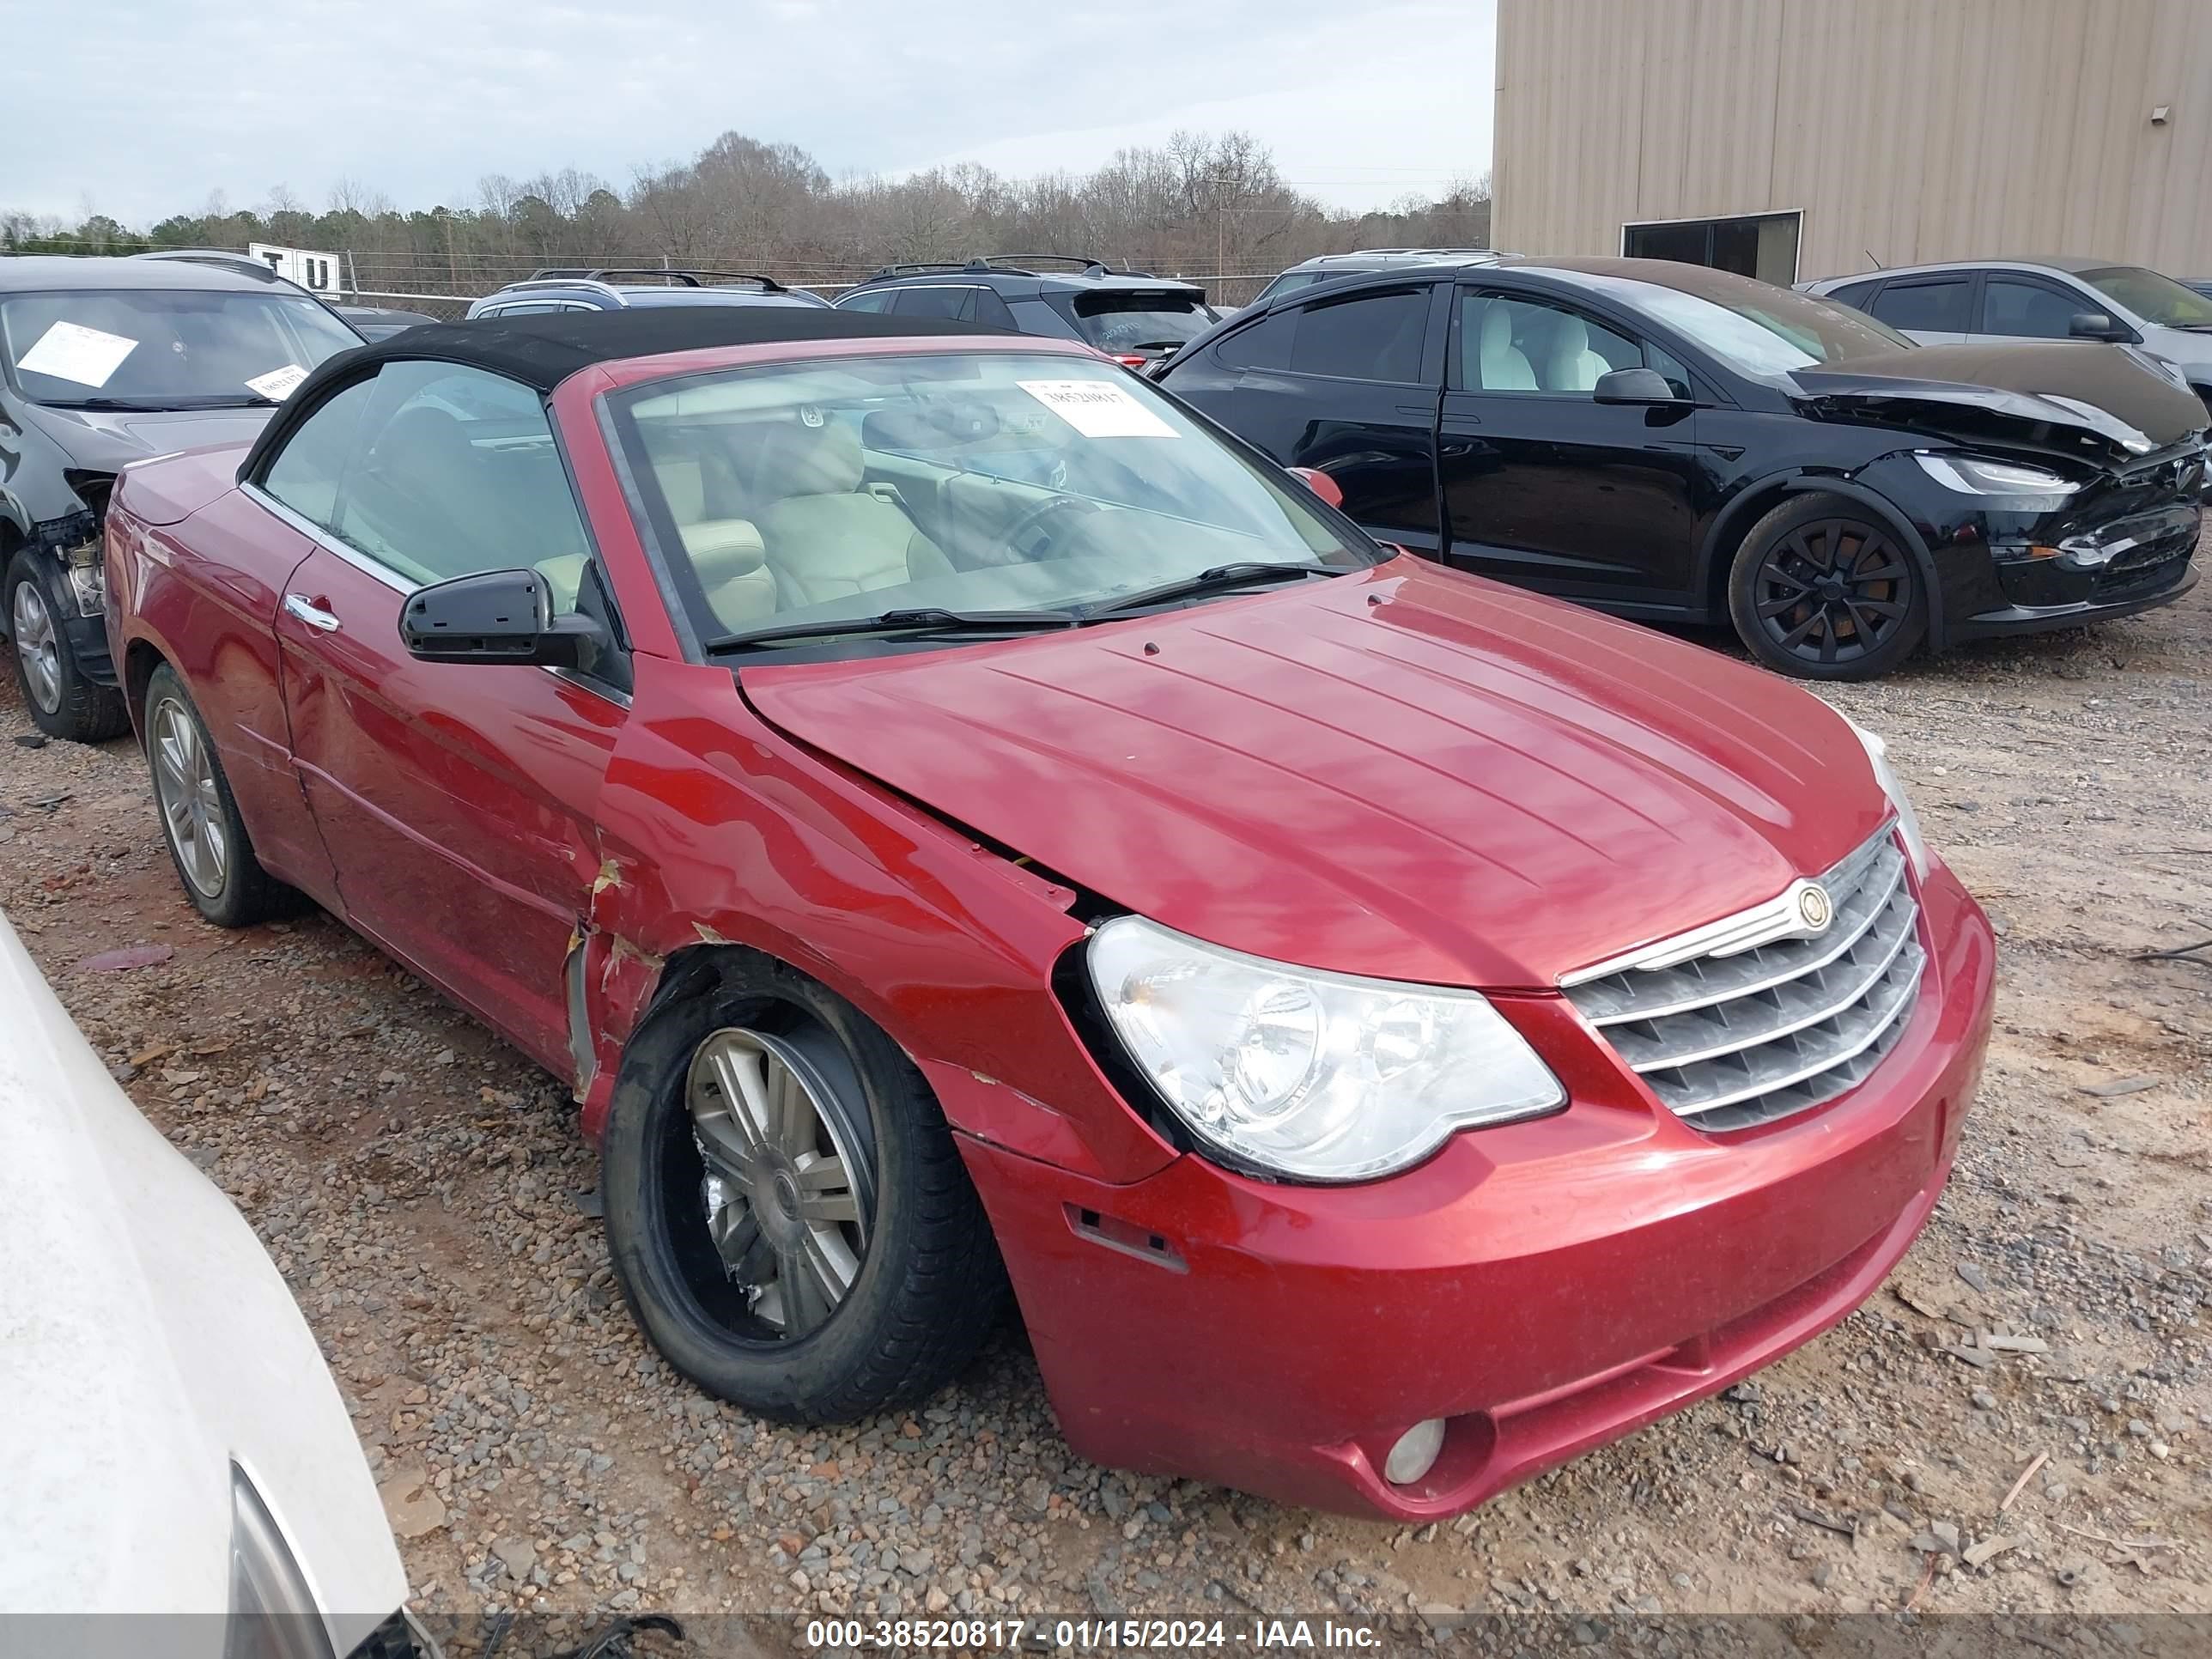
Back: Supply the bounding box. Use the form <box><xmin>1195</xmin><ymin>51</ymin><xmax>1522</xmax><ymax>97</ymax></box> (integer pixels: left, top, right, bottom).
<box><xmin>1473</xmin><ymin>304</ymin><xmax>1535</xmax><ymax>392</ymax></box>
<box><xmin>535</xmin><ymin>520</ymin><xmax>773</xmax><ymax>629</ymax></box>
<box><xmin>750</xmin><ymin>422</ymin><xmax>954</xmax><ymax>605</ymax></box>
<box><xmin>684</xmin><ymin>519</ymin><xmax>777</xmax><ymax>627</ymax></box>
<box><xmin>654</xmin><ymin>453</ymin><xmax>710</xmax><ymax>522</ymax></box>
<box><xmin>1540</xmin><ymin>315</ymin><xmax>1611</xmax><ymax>392</ymax></box>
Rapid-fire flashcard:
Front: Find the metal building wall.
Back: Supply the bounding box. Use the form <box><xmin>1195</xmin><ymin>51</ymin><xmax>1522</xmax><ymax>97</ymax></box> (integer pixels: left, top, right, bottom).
<box><xmin>1492</xmin><ymin>0</ymin><xmax>2212</xmax><ymax>281</ymax></box>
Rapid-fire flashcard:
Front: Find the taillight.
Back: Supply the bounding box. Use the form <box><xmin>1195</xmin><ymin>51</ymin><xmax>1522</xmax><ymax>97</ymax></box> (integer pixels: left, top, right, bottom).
<box><xmin>1112</xmin><ymin>354</ymin><xmax>1147</xmax><ymax>369</ymax></box>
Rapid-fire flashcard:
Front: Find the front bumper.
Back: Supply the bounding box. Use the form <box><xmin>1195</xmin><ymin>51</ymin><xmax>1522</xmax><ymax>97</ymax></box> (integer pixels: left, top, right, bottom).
<box><xmin>1954</xmin><ymin>496</ymin><xmax>2201</xmax><ymax>641</ymax></box>
<box><xmin>62</xmin><ymin>609</ymin><xmax>120</xmax><ymax>688</ymax></box>
<box><xmin>1903</xmin><ymin>454</ymin><xmax>2204</xmax><ymax>644</ymax></box>
<box><xmin>957</xmin><ymin>866</ymin><xmax>1996</xmax><ymax>1518</ymax></box>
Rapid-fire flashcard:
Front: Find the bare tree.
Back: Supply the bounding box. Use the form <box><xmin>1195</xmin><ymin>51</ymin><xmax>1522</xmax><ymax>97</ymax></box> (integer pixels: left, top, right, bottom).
<box><xmin>36</xmin><ymin>127</ymin><xmax>1488</xmax><ymax>302</ymax></box>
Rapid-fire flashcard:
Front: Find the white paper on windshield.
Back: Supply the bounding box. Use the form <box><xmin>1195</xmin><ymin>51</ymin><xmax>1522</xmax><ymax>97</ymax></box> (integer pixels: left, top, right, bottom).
<box><xmin>1018</xmin><ymin>379</ymin><xmax>1177</xmax><ymax>439</ymax></box>
<box><xmin>245</xmin><ymin>363</ymin><xmax>310</xmax><ymax>401</ymax></box>
<box><xmin>16</xmin><ymin>321</ymin><xmax>139</xmax><ymax>387</ymax></box>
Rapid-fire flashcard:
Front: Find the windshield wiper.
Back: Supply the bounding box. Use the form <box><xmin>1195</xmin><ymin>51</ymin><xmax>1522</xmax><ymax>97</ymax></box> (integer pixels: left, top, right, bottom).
<box><xmin>38</xmin><ymin>393</ymin><xmax>272</xmax><ymax>411</ymax></box>
<box><xmin>704</xmin><ymin>607</ymin><xmax>1081</xmax><ymax>653</ymax></box>
<box><xmin>1078</xmin><ymin>561</ymin><xmax>1336</xmax><ymax>619</ymax></box>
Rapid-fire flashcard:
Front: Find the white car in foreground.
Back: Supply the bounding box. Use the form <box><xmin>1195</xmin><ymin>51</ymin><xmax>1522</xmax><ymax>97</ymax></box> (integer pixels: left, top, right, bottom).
<box><xmin>0</xmin><ymin>908</ymin><xmax>428</xmax><ymax>1659</ymax></box>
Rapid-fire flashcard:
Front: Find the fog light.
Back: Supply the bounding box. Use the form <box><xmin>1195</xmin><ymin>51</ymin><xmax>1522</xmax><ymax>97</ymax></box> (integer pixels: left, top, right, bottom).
<box><xmin>1383</xmin><ymin>1419</ymin><xmax>1446</xmax><ymax>1486</ymax></box>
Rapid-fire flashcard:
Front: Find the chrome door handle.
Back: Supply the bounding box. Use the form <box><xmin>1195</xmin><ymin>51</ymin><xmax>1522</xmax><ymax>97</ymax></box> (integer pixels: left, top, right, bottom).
<box><xmin>283</xmin><ymin>594</ymin><xmax>341</xmax><ymax>633</ymax></box>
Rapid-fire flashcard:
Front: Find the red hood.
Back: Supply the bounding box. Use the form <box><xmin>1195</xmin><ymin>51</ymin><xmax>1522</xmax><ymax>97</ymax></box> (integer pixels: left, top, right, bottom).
<box><xmin>744</xmin><ymin>559</ymin><xmax>1892</xmax><ymax>989</ymax></box>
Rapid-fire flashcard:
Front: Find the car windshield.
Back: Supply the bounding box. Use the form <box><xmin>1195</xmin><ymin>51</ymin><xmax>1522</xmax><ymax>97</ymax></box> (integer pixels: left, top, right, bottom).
<box><xmin>609</xmin><ymin>350</ymin><xmax>1376</xmax><ymax>651</ymax></box>
<box><xmin>1054</xmin><ymin>292</ymin><xmax>1217</xmax><ymax>350</ymax></box>
<box><xmin>0</xmin><ymin>289</ymin><xmax>361</xmax><ymax>408</ymax></box>
<box><xmin>1570</xmin><ymin>271</ymin><xmax>1913</xmax><ymax>376</ymax></box>
<box><xmin>2079</xmin><ymin>265</ymin><xmax>2212</xmax><ymax>329</ymax></box>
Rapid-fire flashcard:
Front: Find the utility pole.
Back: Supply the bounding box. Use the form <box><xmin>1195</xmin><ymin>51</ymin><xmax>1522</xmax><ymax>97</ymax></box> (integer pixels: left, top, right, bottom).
<box><xmin>1210</xmin><ymin>167</ymin><xmax>1233</xmax><ymax>283</ymax></box>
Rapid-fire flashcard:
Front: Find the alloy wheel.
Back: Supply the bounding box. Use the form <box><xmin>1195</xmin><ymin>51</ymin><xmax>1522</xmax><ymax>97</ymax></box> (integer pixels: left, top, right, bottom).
<box><xmin>683</xmin><ymin>1025</ymin><xmax>875</xmax><ymax>1339</ymax></box>
<box><xmin>1750</xmin><ymin>518</ymin><xmax>1915</xmax><ymax>669</ymax></box>
<box><xmin>12</xmin><ymin>577</ymin><xmax>63</xmax><ymax>714</ymax></box>
<box><xmin>151</xmin><ymin>696</ymin><xmax>229</xmax><ymax>897</ymax></box>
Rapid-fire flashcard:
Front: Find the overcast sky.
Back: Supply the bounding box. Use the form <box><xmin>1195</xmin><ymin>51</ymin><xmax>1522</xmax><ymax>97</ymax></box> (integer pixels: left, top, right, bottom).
<box><xmin>0</xmin><ymin>0</ymin><xmax>1494</xmax><ymax>226</ymax></box>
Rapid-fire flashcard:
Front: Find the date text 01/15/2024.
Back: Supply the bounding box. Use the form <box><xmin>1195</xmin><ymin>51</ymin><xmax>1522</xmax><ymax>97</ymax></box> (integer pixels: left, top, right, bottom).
<box><xmin>801</xmin><ymin>1618</ymin><xmax>1383</xmax><ymax>1650</ymax></box>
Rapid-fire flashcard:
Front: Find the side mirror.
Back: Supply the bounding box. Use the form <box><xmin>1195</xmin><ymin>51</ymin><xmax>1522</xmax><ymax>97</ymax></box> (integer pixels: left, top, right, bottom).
<box><xmin>1593</xmin><ymin>367</ymin><xmax>1681</xmax><ymax>404</ymax></box>
<box><xmin>400</xmin><ymin>568</ymin><xmax>601</xmax><ymax>669</ymax></box>
<box><xmin>1285</xmin><ymin>465</ymin><xmax>1345</xmax><ymax>508</ymax></box>
<box><xmin>2069</xmin><ymin>311</ymin><xmax>2130</xmax><ymax>342</ymax></box>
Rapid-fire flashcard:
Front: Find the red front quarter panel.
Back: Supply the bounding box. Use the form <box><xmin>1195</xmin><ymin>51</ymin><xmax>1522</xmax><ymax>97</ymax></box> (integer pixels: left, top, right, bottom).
<box><xmin>578</xmin><ymin>659</ymin><xmax>1176</xmax><ymax>1183</ymax></box>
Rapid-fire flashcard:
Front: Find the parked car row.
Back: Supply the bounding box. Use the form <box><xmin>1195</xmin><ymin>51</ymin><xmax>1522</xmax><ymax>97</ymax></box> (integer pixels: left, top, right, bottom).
<box><xmin>80</xmin><ymin>301</ymin><xmax>2000</xmax><ymax>1528</ymax></box>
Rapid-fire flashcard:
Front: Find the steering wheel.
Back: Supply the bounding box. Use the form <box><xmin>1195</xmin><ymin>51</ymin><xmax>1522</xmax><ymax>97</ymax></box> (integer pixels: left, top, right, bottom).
<box><xmin>1002</xmin><ymin>495</ymin><xmax>1102</xmax><ymax>562</ymax></box>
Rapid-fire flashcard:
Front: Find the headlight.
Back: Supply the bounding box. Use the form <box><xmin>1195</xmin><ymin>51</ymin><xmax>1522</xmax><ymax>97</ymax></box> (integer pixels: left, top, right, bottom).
<box><xmin>226</xmin><ymin>1465</ymin><xmax>337</xmax><ymax>1659</ymax></box>
<box><xmin>1086</xmin><ymin>916</ymin><xmax>1564</xmax><ymax>1182</ymax></box>
<box><xmin>1846</xmin><ymin>720</ymin><xmax>1931</xmax><ymax>878</ymax></box>
<box><xmin>1912</xmin><ymin>451</ymin><xmax>2081</xmax><ymax>499</ymax></box>
<box><xmin>64</xmin><ymin>536</ymin><xmax>107</xmax><ymax>617</ymax></box>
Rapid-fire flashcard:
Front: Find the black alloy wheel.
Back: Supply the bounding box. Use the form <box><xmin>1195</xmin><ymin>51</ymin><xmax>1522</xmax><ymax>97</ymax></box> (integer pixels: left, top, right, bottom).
<box><xmin>1729</xmin><ymin>495</ymin><xmax>1928</xmax><ymax>681</ymax></box>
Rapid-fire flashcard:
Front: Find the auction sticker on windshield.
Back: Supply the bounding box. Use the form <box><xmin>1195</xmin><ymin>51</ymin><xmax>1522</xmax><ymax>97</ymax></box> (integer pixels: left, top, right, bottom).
<box><xmin>245</xmin><ymin>364</ymin><xmax>309</xmax><ymax>401</ymax></box>
<box><xmin>1018</xmin><ymin>379</ymin><xmax>1177</xmax><ymax>439</ymax></box>
<box><xmin>16</xmin><ymin>321</ymin><xmax>138</xmax><ymax>387</ymax></box>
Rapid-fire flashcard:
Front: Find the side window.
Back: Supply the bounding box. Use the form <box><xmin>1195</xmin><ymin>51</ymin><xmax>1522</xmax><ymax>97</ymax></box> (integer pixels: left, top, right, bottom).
<box><xmin>1826</xmin><ymin>278</ymin><xmax>1882</xmax><ymax>311</ymax></box>
<box><xmin>836</xmin><ymin>289</ymin><xmax>894</xmax><ymax>313</ymax></box>
<box><xmin>1645</xmin><ymin>342</ymin><xmax>1695</xmax><ymax>399</ymax></box>
<box><xmin>891</xmin><ymin>287</ymin><xmax>975</xmax><ymax>321</ymax></box>
<box><xmin>1457</xmin><ymin>294</ymin><xmax>1643</xmax><ymax>394</ymax></box>
<box><xmin>1869</xmin><ymin>278</ymin><xmax>1971</xmax><ymax>332</ymax></box>
<box><xmin>326</xmin><ymin>362</ymin><xmax>593</xmax><ymax>611</ymax></box>
<box><xmin>261</xmin><ymin>377</ymin><xmax>380</xmax><ymax>529</ymax></box>
<box><xmin>1212</xmin><ymin>308</ymin><xmax>1294</xmax><ymax>372</ymax></box>
<box><xmin>1982</xmin><ymin>278</ymin><xmax>2081</xmax><ymax>338</ymax></box>
<box><xmin>1289</xmin><ymin>287</ymin><xmax>1430</xmax><ymax>383</ymax></box>
<box><xmin>969</xmin><ymin>287</ymin><xmax>1018</xmax><ymax>329</ymax></box>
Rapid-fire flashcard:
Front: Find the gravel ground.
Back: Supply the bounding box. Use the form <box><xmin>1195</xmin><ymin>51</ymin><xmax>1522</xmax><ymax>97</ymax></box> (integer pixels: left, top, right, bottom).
<box><xmin>2</xmin><ymin>568</ymin><xmax>2207</xmax><ymax>1644</ymax></box>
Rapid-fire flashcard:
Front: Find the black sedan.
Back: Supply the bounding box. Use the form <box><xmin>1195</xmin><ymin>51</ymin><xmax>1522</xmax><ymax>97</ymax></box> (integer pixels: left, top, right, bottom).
<box><xmin>1156</xmin><ymin>257</ymin><xmax>2208</xmax><ymax>679</ymax></box>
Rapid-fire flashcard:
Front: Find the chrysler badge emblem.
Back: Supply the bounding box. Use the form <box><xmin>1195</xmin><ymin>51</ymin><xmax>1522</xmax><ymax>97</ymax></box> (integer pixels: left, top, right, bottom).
<box><xmin>1797</xmin><ymin>884</ymin><xmax>1833</xmax><ymax>933</ymax></box>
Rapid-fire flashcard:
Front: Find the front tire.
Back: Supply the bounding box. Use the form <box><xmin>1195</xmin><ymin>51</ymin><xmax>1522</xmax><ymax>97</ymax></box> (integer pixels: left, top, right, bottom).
<box><xmin>7</xmin><ymin>550</ymin><xmax>129</xmax><ymax>742</ymax></box>
<box><xmin>143</xmin><ymin>664</ymin><xmax>289</xmax><ymax>927</ymax></box>
<box><xmin>1727</xmin><ymin>495</ymin><xmax>1928</xmax><ymax>681</ymax></box>
<box><xmin>601</xmin><ymin>952</ymin><xmax>1007</xmax><ymax>1421</ymax></box>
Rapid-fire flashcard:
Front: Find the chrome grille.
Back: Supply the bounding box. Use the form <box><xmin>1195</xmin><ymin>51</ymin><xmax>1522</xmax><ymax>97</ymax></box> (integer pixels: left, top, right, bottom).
<box><xmin>1563</xmin><ymin>827</ymin><xmax>1924</xmax><ymax>1133</ymax></box>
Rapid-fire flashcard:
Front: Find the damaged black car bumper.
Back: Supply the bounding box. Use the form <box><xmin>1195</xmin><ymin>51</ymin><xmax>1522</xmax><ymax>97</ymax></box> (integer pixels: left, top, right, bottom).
<box><xmin>1863</xmin><ymin>443</ymin><xmax>2206</xmax><ymax>649</ymax></box>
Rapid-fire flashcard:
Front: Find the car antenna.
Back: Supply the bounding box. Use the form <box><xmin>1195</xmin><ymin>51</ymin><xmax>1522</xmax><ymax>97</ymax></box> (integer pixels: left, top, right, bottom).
<box><xmin>1864</xmin><ymin>249</ymin><xmax>1885</xmax><ymax>270</ymax></box>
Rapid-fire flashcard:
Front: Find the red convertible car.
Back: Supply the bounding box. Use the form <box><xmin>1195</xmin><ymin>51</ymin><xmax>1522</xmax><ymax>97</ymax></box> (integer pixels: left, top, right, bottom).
<box><xmin>105</xmin><ymin>309</ymin><xmax>1995</xmax><ymax>1519</ymax></box>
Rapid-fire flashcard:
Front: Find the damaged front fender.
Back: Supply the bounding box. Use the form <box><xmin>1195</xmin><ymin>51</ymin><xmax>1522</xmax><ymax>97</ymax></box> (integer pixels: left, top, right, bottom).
<box><xmin>33</xmin><ymin>489</ymin><xmax>109</xmax><ymax>619</ymax></box>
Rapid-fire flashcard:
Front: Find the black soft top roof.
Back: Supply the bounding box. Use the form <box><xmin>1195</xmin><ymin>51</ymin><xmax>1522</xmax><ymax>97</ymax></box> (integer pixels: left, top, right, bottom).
<box><xmin>240</xmin><ymin>306</ymin><xmax>1002</xmax><ymax>483</ymax></box>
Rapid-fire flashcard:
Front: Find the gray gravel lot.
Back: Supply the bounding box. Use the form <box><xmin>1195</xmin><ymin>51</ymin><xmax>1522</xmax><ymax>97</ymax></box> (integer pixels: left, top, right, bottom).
<box><xmin>1</xmin><ymin>568</ymin><xmax>2206</xmax><ymax>1642</ymax></box>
